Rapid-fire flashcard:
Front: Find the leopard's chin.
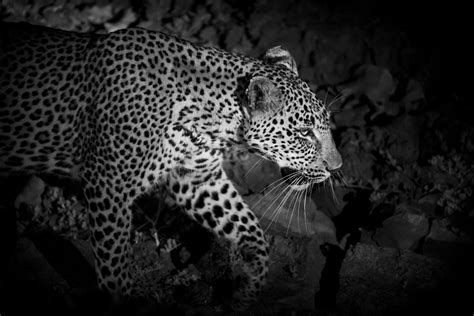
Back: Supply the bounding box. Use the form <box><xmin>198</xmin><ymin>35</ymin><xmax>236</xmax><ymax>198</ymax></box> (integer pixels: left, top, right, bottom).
<box><xmin>280</xmin><ymin>166</ymin><xmax>301</xmax><ymax>182</ymax></box>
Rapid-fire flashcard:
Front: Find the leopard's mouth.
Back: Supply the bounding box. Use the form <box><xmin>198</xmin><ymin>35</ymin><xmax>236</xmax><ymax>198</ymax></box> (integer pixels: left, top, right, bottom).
<box><xmin>280</xmin><ymin>166</ymin><xmax>330</xmax><ymax>190</ymax></box>
<box><xmin>280</xmin><ymin>166</ymin><xmax>300</xmax><ymax>179</ymax></box>
<box><xmin>280</xmin><ymin>167</ymin><xmax>308</xmax><ymax>189</ymax></box>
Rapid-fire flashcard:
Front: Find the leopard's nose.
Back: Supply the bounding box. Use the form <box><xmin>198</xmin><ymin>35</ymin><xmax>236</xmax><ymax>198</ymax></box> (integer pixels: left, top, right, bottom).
<box><xmin>321</xmin><ymin>132</ymin><xmax>342</xmax><ymax>172</ymax></box>
<box><xmin>324</xmin><ymin>151</ymin><xmax>342</xmax><ymax>172</ymax></box>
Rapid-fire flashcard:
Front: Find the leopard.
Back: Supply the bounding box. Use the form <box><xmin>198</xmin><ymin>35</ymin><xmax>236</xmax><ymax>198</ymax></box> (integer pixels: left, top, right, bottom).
<box><xmin>0</xmin><ymin>22</ymin><xmax>342</xmax><ymax>309</ymax></box>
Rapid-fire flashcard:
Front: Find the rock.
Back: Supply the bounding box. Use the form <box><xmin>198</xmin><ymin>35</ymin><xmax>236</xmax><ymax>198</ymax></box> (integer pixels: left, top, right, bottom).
<box><xmin>368</xmin><ymin>24</ymin><xmax>414</xmax><ymax>75</ymax></box>
<box><xmin>224</xmin><ymin>152</ymin><xmax>280</xmax><ymax>195</ymax></box>
<box><xmin>224</xmin><ymin>25</ymin><xmax>244</xmax><ymax>50</ymax></box>
<box><xmin>426</xmin><ymin>218</ymin><xmax>467</xmax><ymax>243</ymax></box>
<box><xmin>339</xmin><ymin>128</ymin><xmax>375</xmax><ymax>182</ymax></box>
<box><xmin>337</xmin><ymin>64</ymin><xmax>396</xmax><ymax>106</ymax></box>
<box><xmin>250</xmin><ymin>233</ymin><xmax>326</xmax><ymax>314</ymax></box>
<box><xmin>132</xmin><ymin>220</ymin><xmax>328</xmax><ymax>314</ymax></box>
<box><xmin>11</xmin><ymin>237</ymin><xmax>70</xmax><ymax>292</ymax></box>
<box><xmin>143</xmin><ymin>0</ymin><xmax>172</xmax><ymax>25</ymax></box>
<box><xmin>311</xmin><ymin>186</ymin><xmax>353</xmax><ymax>218</ymax></box>
<box><xmin>308</xmin><ymin>209</ymin><xmax>338</xmax><ymax>245</ymax></box>
<box><xmin>423</xmin><ymin>219</ymin><xmax>474</xmax><ymax>269</ymax></box>
<box><xmin>310</xmin><ymin>26</ymin><xmax>365</xmax><ymax>85</ymax></box>
<box><xmin>231</xmin><ymin>33</ymin><xmax>253</xmax><ymax>55</ymax></box>
<box><xmin>372</xmin><ymin>204</ymin><xmax>429</xmax><ymax>250</ymax></box>
<box><xmin>333</xmin><ymin>104</ymin><xmax>370</xmax><ymax>127</ymax></box>
<box><xmin>104</xmin><ymin>7</ymin><xmax>138</xmax><ymax>33</ymax></box>
<box><xmin>359</xmin><ymin>228</ymin><xmax>375</xmax><ymax>245</ymax></box>
<box><xmin>402</xmin><ymin>79</ymin><xmax>425</xmax><ymax>113</ymax></box>
<box><xmin>382</xmin><ymin>99</ymin><xmax>401</xmax><ymax>116</ymax></box>
<box><xmin>240</xmin><ymin>154</ymin><xmax>281</xmax><ymax>194</ymax></box>
<box><xmin>246</xmin><ymin>5</ymin><xmax>285</xmax><ymax>41</ymax></box>
<box><xmin>244</xmin><ymin>190</ymin><xmax>337</xmax><ymax>244</ymax></box>
<box><xmin>70</xmin><ymin>238</ymin><xmax>95</xmax><ymax>269</ymax></box>
<box><xmin>86</xmin><ymin>4</ymin><xmax>115</xmax><ymax>26</ymax></box>
<box><xmin>23</xmin><ymin>231</ymin><xmax>97</xmax><ymax>292</ymax></box>
<box><xmin>416</xmin><ymin>193</ymin><xmax>440</xmax><ymax>216</ymax></box>
<box><xmin>338</xmin><ymin>243</ymin><xmax>456</xmax><ymax>315</ymax></box>
<box><xmin>14</xmin><ymin>176</ymin><xmax>45</xmax><ymax>210</ymax></box>
<box><xmin>169</xmin><ymin>0</ymin><xmax>194</xmax><ymax>15</ymax></box>
<box><xmin>198</xmin><ymin>25</ymin><xmax>218</xmax><ymax>45</ymax></box>
<box><xmin>386</xmin><ymin>114</ymin><xmax>420</xmax><ymax>164</ymax></box>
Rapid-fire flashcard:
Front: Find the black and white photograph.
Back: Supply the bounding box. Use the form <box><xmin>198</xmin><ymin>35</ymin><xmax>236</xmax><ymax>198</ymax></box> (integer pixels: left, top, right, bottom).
<box><xmin>0</xmin><ymin>0</ymin><xmax>472</xmax><ymax>315</ymax></box>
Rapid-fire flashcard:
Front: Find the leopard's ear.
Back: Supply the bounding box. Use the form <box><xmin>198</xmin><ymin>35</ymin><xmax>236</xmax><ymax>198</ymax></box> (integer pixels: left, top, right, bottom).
<box><xmin>263</xmin><ymin>46</ymin><xmax>298</xmax><ymax>76</ymax></box>
<box><xmin>245</xmin><ymin>76</ymin><xmax>283</xmax><ymax>117</ymax></box>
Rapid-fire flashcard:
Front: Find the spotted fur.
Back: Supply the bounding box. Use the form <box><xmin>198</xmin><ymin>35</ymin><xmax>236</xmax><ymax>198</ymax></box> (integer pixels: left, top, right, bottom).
<box><xmin>0</xmin><ymin>22</ymin><xmax>342</xmax><ymax>309</ymax></box>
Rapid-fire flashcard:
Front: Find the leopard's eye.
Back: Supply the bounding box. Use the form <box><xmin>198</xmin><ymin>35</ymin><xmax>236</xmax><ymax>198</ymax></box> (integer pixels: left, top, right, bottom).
<box><xmin>298</xmin><ymin>129</ymin><xmax>313</xmax><ymax>138</ymax></box>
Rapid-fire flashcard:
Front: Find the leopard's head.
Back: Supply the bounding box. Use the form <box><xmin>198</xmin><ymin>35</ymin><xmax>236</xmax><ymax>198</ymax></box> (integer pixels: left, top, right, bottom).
<box><xmin>243</xmin><ymin>47</ymin><xmax>342</xmax><ymax>190</ymax></box>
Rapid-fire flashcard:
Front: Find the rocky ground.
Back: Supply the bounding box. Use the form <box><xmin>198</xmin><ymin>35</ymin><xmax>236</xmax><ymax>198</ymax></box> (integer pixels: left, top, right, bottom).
<box><xmin>1</xmin><ymin>0</ymin><xmax>473</xmax><ymax>315</ymax></box>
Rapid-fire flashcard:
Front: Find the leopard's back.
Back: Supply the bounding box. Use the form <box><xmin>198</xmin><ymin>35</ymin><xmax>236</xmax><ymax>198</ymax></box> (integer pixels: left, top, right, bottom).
<box><xmin>0</xmin><ymin>22</ymin><xmax>102</xmax><ymax>175</ymax></box>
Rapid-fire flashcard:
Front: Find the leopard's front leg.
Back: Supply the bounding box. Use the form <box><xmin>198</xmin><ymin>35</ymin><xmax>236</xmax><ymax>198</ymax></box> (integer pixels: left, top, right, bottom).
<box><xmin>169</xmin><ymin>168</ymin><xmax>269</xmax><ymax>310</ymax></box>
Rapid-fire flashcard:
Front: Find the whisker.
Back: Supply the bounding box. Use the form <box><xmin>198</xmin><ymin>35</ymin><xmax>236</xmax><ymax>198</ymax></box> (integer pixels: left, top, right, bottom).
<box><xmin>264</xmin><ymin>186</ymin><xmax>291</xmax><ymax>233</ymax></box>
<box><xmin>261</xmin><ymin>169</ymin><xmax>300</xmax><ymax>191</ymax></box>
<box><xmin>268</xmin><ymin>181</ymin><xmax>295</xmax><ymax>229</ymax></box>
<box><xmin>327</xmin><ymin>88</ymin><xmax>349</xmax><ymax>110</ymax></box>
<box><xmin>294</xmin><ymin>180</ymin><xmax>306</xmax><ymax>234</ymax></box>
<box><xmin>296</xmin><ymin>183</ymin><xmax>306</xmax><ymax>234</ymax></box>
<box><xmin>252</xmin><ymin>173</ymin><xmax>300</xmax><ymax>212</ymax></box>
<box><xmin>287</xmin><ymin>177</ymin><xmax>304</xmax><ymax>236</ymax></box>
<box><xmin>254</xmin><ymin>173</ymin><xmax>302</xmax><ymax>203</ymax></box>
<box><xmin>303</xmin><ymin>184</ymin><xmax>309</xmax><ymax>235</ymax></box>
<box><xmin>323</xmin><ymin>88</ymin><xmax>329</xmax><ymax>108</ymax></box>
<box><xmin>258</xmin><ymin>179</ymin><xmax>293</xmax><ymax>221</ymax></box>
<box><xmin>286</xmin><ymin>177</ymin><xmax>302</xmax><ymax>236</ymax></box>
<box><xmin>258</xmin><ymin>173</ymin><xmax>301</xmax><ymax>223</ymax></box>
<box><xmin>253</xmin><ymin>171</ymin><xmax>299</xmax><ymax>199</ymax></box>
<box><xmin>274</xmin><ymin>178</ymin><xmax>299</xmax><ymax>233</ymax></box>
<box><xmin>329</xmin><ymin>176</ymin><xmax>340</xmax><ymax>206</ymax></box>
<box><xmin>339</xmin><ymin>171</ymin><xmax>350</xmax><ymax>188</ymax></box>
<box><xmin>243</xmin><ymin>157</ymin><xmax>263</xmax><ymax>179</ymax></box>
<box><xmin>265</xmin><ymin>176</ymin><xmax>299</xmax><ymax>233</ymax></box>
